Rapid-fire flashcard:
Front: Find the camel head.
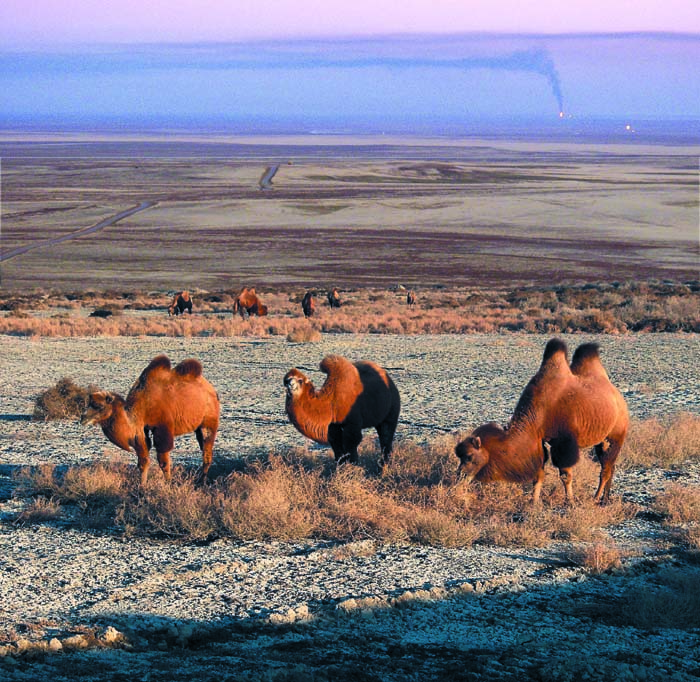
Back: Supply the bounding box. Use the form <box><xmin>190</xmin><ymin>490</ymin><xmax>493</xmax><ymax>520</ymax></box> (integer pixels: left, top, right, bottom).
<box><xmin>454</xmin><ymin>422</ymin><xmax>505</xmax><ymax>481</ymax></box>
<box><xmin>283</xmin><ymin>368</ymin><xmax>312</xmax><ymax>400</ymax></box>
<box><xmin>81</xmin><ymin>390</ymin><xmax>121</xmax><ymax>426</ymax></box>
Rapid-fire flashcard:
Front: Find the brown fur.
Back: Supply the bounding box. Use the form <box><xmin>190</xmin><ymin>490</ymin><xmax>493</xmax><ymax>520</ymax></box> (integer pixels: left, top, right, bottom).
<box><xmin>168</xmin><ymin>291</ymin><xmax>192</xmax><ymax>316</ymax></box>
<box><xmin>327</xmin><ymin>288</ymin><xmax>341</xmax><ymax>309</ymax></box>
<box><xmin>454</xmin><ymin>339</ymin><xmax>629</xmax><ymax>504</ymax></box>
<box><xmin>233</xmin><ymin>287</ymin><xmax>268</xmax><ymax>318</ymax></box>
<box><xmin>301</xmin><ymin>292</ymin><xmax>316</xmax><ymax>318</ymax></box>
<box><xmin>81</xmin><ymin>354</ymin><xmax>220</xmax><ymax>484</ymax></box>
<box><xmin>284</xmin><ymin>354</ymin><xmax>401</xmax><ymax>467</ymax></box>
<box><xmin>406</xmin><ymin>290</ymin><xmax>416</xmax><ymax>306</ymax></box>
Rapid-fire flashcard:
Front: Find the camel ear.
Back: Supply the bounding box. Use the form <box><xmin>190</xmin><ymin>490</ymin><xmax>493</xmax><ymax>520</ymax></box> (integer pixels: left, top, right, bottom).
<box><xmin>469</xmin><ymin>436</ymin><xmax>481</xmax><ymax>449</ymax></box>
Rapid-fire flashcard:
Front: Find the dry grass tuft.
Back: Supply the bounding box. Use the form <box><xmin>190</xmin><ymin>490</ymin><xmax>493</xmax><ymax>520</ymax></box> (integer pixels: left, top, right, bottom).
<box><xmin>286</xmin><ymin>325</ymin><xmax>322</xmax><ymax>343</ymax></box>
<box><xmin>33</xmin><ymin>377</ymin><xmax>89</xmax><ymax>421</ymax></box>
<box><xmin>585</xmin><ymin>565</ymin><xmax>700</xmax><ymax>630</ymax></box>
<box><xmin>14</xmin><ymin>496</ymin><xmax>62</xmax><ymax>525</ymax></box>
<box><xmin>623</xmin><ymin>413</ymin><xmax>700</xmax><ymax>468</ymax></box>
<box><xmin>219</xmin><ymin>457</ymin><xmax>317</xmax><ymax>541</ymax></box>
<box><xmin>654</xmin><ymin>482</ymin><xmax>700</xmax><ymax>550</ymax></box>
<box><xmin>567</xmin><ymin>541</ymin><xmax>623</xmax><ymax>574</ymax></box>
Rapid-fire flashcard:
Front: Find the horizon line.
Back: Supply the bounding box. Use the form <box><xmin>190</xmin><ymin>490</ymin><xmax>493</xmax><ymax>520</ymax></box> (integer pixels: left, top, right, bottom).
<box><xmin>2</xmin><ymin>29</ymin><xmax>699</xmax><ymax>51</ymax></box>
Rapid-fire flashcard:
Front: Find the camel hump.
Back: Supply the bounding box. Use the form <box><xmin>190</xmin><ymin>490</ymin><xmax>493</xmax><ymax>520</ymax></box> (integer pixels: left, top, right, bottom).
<box><xmin>174</xmin><ymin>358</ymin><xmax>203</xmax><ymax>378</ymax></box>
<box><xmin>541</xmin><ymin>338</ymin><xmax>568</xmax><ymax>366</ymax></box>
<box><xmin>138</xmin><ymin>354</ymin><xmax>172</xmax><ymax>385</ymax></box>
<box><xmin>570</xmin><ymin>342</ymin><xmax>605</xmax><ymax>376</ymax></box>
<box><xmin>319</xmin><ymin>354</ymin><xmax>355</xmax><ymax>377</ymax></box>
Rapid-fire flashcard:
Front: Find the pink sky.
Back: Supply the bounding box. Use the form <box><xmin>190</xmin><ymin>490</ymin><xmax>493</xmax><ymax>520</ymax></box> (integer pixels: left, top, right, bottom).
<box><xmin>1</xmin><ymin>0</ymin><xmax>699</xmax><ymax>45</ymax></box>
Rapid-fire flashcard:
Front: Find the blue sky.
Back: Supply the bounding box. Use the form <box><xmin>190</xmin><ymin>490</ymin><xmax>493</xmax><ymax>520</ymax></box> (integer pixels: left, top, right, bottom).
<box><xmin>0</xmin><ymin>2</ymin><xmax>698</xmax><ymax>131</ymax></box>
<box><xmin>2</xmin><ymin>34</ymin><xmax>698</xmax><ymax>129</ymax></box>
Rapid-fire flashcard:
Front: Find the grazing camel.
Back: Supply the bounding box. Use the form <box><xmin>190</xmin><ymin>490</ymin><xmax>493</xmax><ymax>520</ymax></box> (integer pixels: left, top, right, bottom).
<box><xmin>284</xmin><ymin>355</ymin><xmax>401</xmax><ymax>468</ymax></box>
<box><xmin>301</xmin><ymin>292</ymin><xmax>316</xmax><ymax>318</ymax></box>
<box><xmin>327</xmin><ymin>288</ymin><xmax>341</xmax><ymax>309</ymax></box>
<box><xmin>233</xmin><ymin>287</ymin><xmax>268</xmax><ymax>318</ymax></box>
<box><xmin>81</xmin><ymin>355</ymin><xmax>220</xmax><ymax>484</ymax></box>
<box><xmin>454</xmin><ymin>339</ymin><xmax>629</xmax><ymax>504</ymax></box>
<box><xmin>168</xmin><ymin>291</ymin><xmax>192</xmax><ymax>316</ymax></box>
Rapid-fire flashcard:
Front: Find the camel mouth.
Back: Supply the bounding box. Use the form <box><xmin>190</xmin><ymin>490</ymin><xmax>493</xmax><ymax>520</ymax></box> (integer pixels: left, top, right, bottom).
<box><xmin>456</xmin><ymin>466</ymin><xmax>474</xmax><ymax>483</ymax></box>
<box><xmin>283</xmin><ymin>375</ymin><xmax>300</xmax><ymax>394</ymax></box>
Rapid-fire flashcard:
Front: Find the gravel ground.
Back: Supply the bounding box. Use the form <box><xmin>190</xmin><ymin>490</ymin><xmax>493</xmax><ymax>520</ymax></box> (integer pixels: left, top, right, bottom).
<box><xmin>1</xmin><ymin>332</ymin><xmax>699</xmax><ymax>681</ymax></box>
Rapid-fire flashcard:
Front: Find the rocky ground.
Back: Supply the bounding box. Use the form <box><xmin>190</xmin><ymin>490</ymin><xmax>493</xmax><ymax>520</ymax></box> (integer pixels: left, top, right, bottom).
<box><xmin>1</xmin><ymin>332</ymin><xmax>699</xmax><ymax>681</ymax></box>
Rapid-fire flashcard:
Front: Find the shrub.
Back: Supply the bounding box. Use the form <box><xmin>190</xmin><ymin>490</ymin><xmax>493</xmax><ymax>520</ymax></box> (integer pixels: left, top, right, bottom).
<box><xmin>623</xmin><ymin>413</ymin><xmax>700</xmax><ymax>468</ymax></box>
<box><xmin>286</xmin><ymin>326</ymin><xmax>322</xmax><ymax>343</ymax></box>
<box><xmin>33</xmin><ymin>377</ymin><xmax>89</xmax><ymax>421</ymax></box>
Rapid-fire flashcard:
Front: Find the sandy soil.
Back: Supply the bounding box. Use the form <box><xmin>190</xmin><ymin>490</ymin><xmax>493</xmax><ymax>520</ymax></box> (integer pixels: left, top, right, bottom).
<box><xmin>1</xmin><ymin>135</ymin><xmax>697</xmax><ymax>291</ymax></box>
<box><xmin>0</xmin><ymin>332</ymin><xmax>699</xmax><ymax>681</ymax></box>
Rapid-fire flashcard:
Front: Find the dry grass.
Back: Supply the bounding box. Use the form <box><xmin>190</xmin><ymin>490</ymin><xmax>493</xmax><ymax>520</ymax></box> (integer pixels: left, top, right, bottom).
<box><xmin>654</xmin><ymin>482</ymin><xmax>700</xmax><ymax>550</ymax></box>
<box><xmin>622</xmin><ymin>413</ymin><xmax>700</xmax><ymax>468</ymax></box>
<box><xmin>33</xmin><ymin>377</ymin><xmax>89</xmax><ymax>421</ymax></box>
<box><xmin>567</xmin><ymin>540</ymin><xmax>623</xmax><ymax>574</ymax></box>
<box><xmin>1</xmin><ymin>279</ymin><xmax>697</xmax><ymax>337</ymax></box>
<box><xmin>13</xmin><ymin>432</ymin><xmax>638</xmax><ymax>548</ymax></box>
<box><xmin>577</xmin><ymin>565</ymin><xmax>700</xmax><ymax>630</ymax></box>
<box><xmin>286</xmin><ymin>324</ymin><xmax>323</xmax><ymax>343</ymax></box>
<box><xmin>11</xmin><ymin>413</ymin><xmax>697</xmax><ymax>550</ymax></box>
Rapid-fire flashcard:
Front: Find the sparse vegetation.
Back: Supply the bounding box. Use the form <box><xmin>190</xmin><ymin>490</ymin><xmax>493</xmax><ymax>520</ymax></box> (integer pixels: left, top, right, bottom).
<box><xmin>654</xmin><ymin>482</ymin><xmax>700</xmax><ymax>550</ymax></box>
<box><xmin>13</xmin><ymin>428</ymin><xmax>642</xmax><ymax>547</ymax></box>
<box><xmin>1</xmin><ymin>280</ymin><xmax>698</xmax><ymax>337</ymax></box>
<box><xmin>622</xmin><ymin>413</ymin><xmax>700</xmax><ymax>468</ymax></box>
<box><xmin>32</xmin><ymin>377</ymin><xmax>89</xmax><ymax>421</ymax></box>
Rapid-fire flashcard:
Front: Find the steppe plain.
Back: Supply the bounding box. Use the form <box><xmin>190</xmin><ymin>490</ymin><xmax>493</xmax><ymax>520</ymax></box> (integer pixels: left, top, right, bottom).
<box><xmin>0</xmin><ymin>133</ymin><xmax>699</xmax><ymax>681</ymax></box>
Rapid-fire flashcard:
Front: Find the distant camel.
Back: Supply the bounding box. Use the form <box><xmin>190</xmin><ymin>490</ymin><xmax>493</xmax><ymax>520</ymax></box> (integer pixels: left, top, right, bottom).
<box><xmin>81</xmin><ymin>355</ymin><xmax>220</xmax><ymax>484</ymax></box>
<box><xmin>168</xmin><ymin>291</ymin><xmax>192</xmax><ymax>316</ymax></box>
<box><xmin>327</xmin><ymin>288</ymin><xmax>341</xmax><ymax>309</ymax></box>
<box><xmin>406</xmin><ymin>290</ymin><xmax>416</xmax><ymax>306</ymax></box>
<box><xmin>233</xmin><ymin>287</ymin><xmax>268</xmax><ymax>318</ymax></box>
<box><xmin>284</xmin><ymin>355</ymin><xmax>401</xmax><ymax>468</ymax></box>
<box><xmin>454</xmin><ymin>339</ymin><xmax>629</xmax><ymax>504</ymax></box>
<box><xmin>301</xmin><ymin>292</ymin><xmax>316</xmax><ymax>318</ymax></box>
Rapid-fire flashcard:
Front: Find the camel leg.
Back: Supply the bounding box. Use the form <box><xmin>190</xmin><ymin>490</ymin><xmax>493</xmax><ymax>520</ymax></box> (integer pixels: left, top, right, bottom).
<box><xmin>152</xmin><ymin>427</ymin><xmax>174</xmax><ymax>482</ymax></box>
<box><xmin>559</xmin><ymin>468</ymin><xmax>575</xmax><ymax>505</ymax></box>
<box><xmin>342</xmin><ymin>425</ymin><xmax>363</xmax><ymax>464</ymax></box>
<box><xmin>133</xmin><ymin>433</ymin><xmax>151</xmax><ymax>486</ymax></box>
<box><xmin>532</xmin><ymin>466</ymin><xmax>546</xmax><ymax>505</ymax></box>
<box><xmin>196</xmin><ymin>424</ymin><xmax>217</xmax><ymax>480</ymax></box>
<box><xmin>550</xmin><ymin>434</ymin><xmax>580</xmax><ymax>504</ymax></box>
<box><xmin>594</xmin><ymin>435</ymin><xmax>625</xmax><ymax>504</ymax></box>
<box><xmin>376</xmin><ymin>420</ymin><xmax>397</xmax><ymax>468</ymax></box>
<box><xmin>327</xmin><ymin>423</ymin><xmax>347</xmax><ymax>462</ymax></box>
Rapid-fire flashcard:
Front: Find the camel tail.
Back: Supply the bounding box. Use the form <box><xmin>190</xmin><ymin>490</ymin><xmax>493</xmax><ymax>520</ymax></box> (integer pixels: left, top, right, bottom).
<box><xmin>174</xmin><ymin>359</ymin><xmax>203</xmax><ymax>378</ymax></box>
<box><xmin>542</xmin><ymin>338</ymin><xmax>568</xmax><ymax>365</ymax></box>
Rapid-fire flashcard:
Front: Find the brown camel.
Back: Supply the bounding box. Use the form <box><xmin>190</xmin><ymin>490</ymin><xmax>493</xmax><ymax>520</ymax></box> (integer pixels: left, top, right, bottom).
<box><xmin>81</xmin><ymin>355</ymin><xmax>220</xmax><ymax>485</ymax></box>
<box><xmin>284</xmin><ymin>355</ymin><xmax>401</xmax><ymax>467</ymax></box>
<box><xmin>301</xmin><ymin>292</ymin><xmax>316</xmax><ymax>318</ymax></box>
<box><xmin>327</xmin><ymin>288</ymin><xmax>341</xmax><ymax>309</ymax></box>
<box><xmin>454</xmin><ymin>339</ymin><xmax>629</xmax><ymax>504</ymax></box>
<box><xmin>168</xmin><ymin>291</ymin><xmax>192</xmax><ymax>316</ymax></box>
<box><xmin>233</xmin><ymin>287</ymin><xmax>268</xmax><ymax>318</ymax></box>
